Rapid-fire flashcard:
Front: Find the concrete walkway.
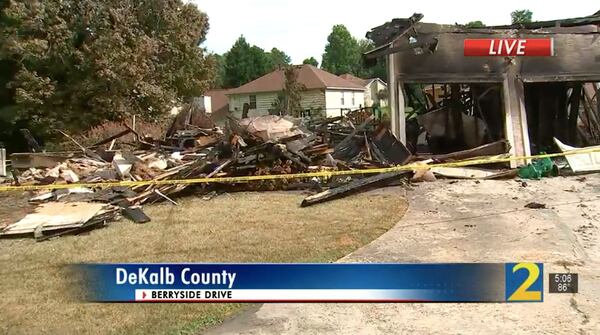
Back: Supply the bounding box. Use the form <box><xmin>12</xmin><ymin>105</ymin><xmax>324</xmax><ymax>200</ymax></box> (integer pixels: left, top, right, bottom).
<box><xmin>207</xmin><ymin>175</ymin><xmax>600</xmax><ymax>335</ymax></box>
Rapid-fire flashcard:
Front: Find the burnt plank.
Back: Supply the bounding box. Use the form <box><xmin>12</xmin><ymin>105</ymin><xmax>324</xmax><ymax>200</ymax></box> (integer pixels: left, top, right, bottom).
<box><xmin>300</xmin><ymin>170</ymin><xmax>410</xmax><ymax>207</ymax></box>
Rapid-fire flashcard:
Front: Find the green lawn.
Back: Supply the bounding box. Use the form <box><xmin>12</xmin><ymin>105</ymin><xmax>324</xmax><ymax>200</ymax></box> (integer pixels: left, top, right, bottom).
<box><xmin>0</xmin><ymin>191</ymin><xmax>407</xmax><ymax>335</ymax></box>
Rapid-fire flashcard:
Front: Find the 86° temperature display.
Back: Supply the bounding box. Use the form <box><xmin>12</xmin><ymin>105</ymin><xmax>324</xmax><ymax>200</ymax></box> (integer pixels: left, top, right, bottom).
<box><xmin>549</xmin><ymin>273</ymin><xmax>578</xmax><ymax>293</ymax></box>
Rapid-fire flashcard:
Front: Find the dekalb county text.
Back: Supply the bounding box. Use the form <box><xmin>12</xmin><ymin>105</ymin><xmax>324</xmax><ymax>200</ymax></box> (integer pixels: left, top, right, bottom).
<box><xmin>115</xmin><ymin>267</ymin><xmax>237</xmax><ymax>289</ymax></box>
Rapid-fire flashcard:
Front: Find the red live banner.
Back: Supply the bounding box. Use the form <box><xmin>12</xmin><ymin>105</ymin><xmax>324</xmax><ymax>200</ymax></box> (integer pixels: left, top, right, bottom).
<box><xmin>464</xmin><ymin>38</ymin><xmax>554</xmax><ymax>56</ymax></box>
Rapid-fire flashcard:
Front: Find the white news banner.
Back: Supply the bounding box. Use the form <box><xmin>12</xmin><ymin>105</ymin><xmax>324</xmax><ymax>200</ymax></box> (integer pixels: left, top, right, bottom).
<box><xmin>134</xmin><ymin>289</ymin><xmax>423</xmax><ymax>302</ymax></box>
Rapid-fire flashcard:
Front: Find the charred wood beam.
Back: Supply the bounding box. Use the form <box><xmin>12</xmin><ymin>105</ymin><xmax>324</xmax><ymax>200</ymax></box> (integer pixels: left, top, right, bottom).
<box><xmin>91</xmin><ymin>128</ymin><xmax>133</xmax><ymax>147</ymax></box>
<box><xmin>268</xmin><ymin>144</ymin><xmax>307</xmax><ymax>170</ymax></box>
<box><xmin>19</xmin><ymin>129</ymin><xmax>42</xmax><ymax>152</ymax></box>
<box><xmin>333</xmin><ymin>115</ymin><xmax>374</xmax><ymax>159</ymax></box>
<box><xmin>300</xmin><ymin>171</ymin><xmax>410</xmax><ymax>207</ymax></box>
<box><xmin>568</xmin><ymin>84</ymin><xmax>582</xmax><ymax>144</ymax></box>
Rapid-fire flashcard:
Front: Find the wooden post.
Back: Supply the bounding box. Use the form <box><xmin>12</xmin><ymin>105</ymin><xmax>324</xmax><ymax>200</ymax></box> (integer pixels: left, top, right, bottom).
<box><xmin>502</xmin><ymin>70</ymin><xmax>531</xmax><ymax>168</ymax></box>
<box><xmin>387</xmin><ymin>52</ymin><xmax>406</xmax><ymax>143</ymax></box>
<box><xmin>0</xmin><ymin>148</ymin><xmax>6</xmax><ymax>177</ymax></box>
<box><xmin>568</xmin><ymin>84</ymin><xmax>582</xmax><ymax>144</ymax></box>
<box><xmin>387</xmin><ymin>53</ymin><xmax>398</xmax><ymax>137</ymax></box>
<box><xmin>396</xmin><ymin>81</ymin><xmax>406</xmax><ymax>144</ymax></box>
<box><xmin>132</xmin><ymin>114</ymin><xmax>137</xmax><ymax>141</ymax></box>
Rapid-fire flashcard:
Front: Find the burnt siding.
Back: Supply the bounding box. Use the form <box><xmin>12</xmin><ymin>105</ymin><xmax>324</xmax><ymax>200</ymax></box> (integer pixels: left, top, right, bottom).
<box><xmin>392</xmin><ymin>30</ymin><xmax>600</xmax><ymax>82</ymax></box>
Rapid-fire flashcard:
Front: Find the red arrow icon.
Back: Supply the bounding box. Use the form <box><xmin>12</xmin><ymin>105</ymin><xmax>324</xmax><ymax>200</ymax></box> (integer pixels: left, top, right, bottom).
<box><xmin>142</xmin><ymin>291</ymin><xmax>147</xmax><ymax>299</ymax></box>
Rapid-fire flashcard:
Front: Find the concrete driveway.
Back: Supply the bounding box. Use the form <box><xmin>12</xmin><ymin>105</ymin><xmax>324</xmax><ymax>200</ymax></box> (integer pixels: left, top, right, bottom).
<box><xmin>207</xmin><ymin>175</ymin><xmax>600</xmax><ymax>335</ymax></box>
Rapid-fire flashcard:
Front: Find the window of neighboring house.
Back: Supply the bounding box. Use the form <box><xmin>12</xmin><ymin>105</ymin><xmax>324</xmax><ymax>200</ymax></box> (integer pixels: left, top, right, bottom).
<box><xmin>352</xmin><ymin>92</ymin><xmax>355</xmax><ymax>105</ymax></box>
<box><xmin>249</xmin><ymin>95</ymin><xmax>257</xmax><ymax>109</ymax></box>
<box><xmin>341</xmin><ymin>93</ymin><xmax>345</xmax><ymax>106</ymax></box>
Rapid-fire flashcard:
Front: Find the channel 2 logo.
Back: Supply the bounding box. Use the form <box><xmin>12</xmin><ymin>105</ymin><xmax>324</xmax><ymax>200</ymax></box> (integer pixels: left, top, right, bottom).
<box><xmin>464</xmin><ymin>38</ymin><xmax>554</xmax><ymax>57</ymax></box>
<box><xmin>505</xmin><ymin>263</ymin><xmax>543</xmax><ymax>302</ymax></box>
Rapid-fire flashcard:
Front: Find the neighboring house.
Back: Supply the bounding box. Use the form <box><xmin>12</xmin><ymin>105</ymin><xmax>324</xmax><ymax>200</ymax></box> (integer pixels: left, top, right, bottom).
<box><xmin>203</xmin><ymin>89</ymin><xmax>230</xmax><ymax>125</ymax></box>
<box><xmin>339</xmin><ymin>74</ymin><xmax>388</xmax><ymax>107</ymax></box>
<box><xmin>226</xmin><ymin>64</ymin><xmax>365</xmax><ymax>118</ymax></box>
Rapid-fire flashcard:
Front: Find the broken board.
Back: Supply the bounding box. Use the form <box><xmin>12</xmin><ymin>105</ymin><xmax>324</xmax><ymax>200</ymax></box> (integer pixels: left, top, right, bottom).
<box><xmin>301</xmin><ymin>170</ymin><xmax>410</xmax><ymax>207</ymax></box>
<box><xmin>554</xmin><ymin>137</ymin><xmax>600</xmax><ymax>172</ymax></box>
<box><xmin>430</xmin><ymin>167</ymin><xmax>515</xmax><ymax>179</ymax></box>
<box><xmin>1</xmin><ymin>202</ymin><xmax>112</xmax><ymax>236</ymax></box>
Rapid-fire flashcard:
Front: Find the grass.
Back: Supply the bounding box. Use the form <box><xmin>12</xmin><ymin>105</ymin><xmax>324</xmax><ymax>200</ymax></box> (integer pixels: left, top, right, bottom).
<box><xmin>0</xmin><ymin>190</ymin><xmax>407</xmax><ymax>335</ymax></box>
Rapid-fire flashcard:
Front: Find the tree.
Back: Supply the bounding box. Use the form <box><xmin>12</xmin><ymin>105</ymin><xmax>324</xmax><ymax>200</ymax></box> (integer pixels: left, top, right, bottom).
<box><xmin>223</xmin><ymin>36</ymin><xmax>276</xmax><ymax>88</ymax></box>
<box><xmin>272</xmin><ymin>65</ymin><xmax>305</xmax><ymax>116</ymax></box>
<box><xmin>211</xmin><ymin>53</ymin><xmax>228</xmax><ymax>89</ymax></box>
<box><xmin>465</xmin><ymin>21</ymin><xmax>486</xmax><ymax>28</ymax></box>
<box><xmin>357</xmin><ymin>39</ymin><xmax>375</xmax><ymax>75</ymax></box>
<box><xmin>249</xmin><ymin>45</ymin><xmax>270</xmax><ymax>78</ymax></box>
<box><xmin>266</xmin><ymin>48</ymin><xmax>291</xmax><ymax>70</ymax></box>
<box><xmin>511</xmin><ymin>10</ymin><xmax>533</xmax><ymax>24</ymax></box>
<box><xmin>0</xmin><ymin>0</ymin><xmax>214</xmax><ymax>151</ymax></box>
<box><xmin>321</xmin><ymin>25</ymin><xmax>360</xmax><ymax>75</ymax></box>
<box><xmin>356</xmin><ymin>39</ymin><xmax>386</xmax><ymax>80</ymax></box>
<box><xmin>302</xmin><ymin>57</ymin><xmax>319</xmax><ymax>67</ymax></box>
<box><xmin>224</xmin><ymin>36</ymin><xmax>253</xmax><ymax>88</ymax></box>
<box><xmin>350</xmin><ymin>39</ymin><xmax>386</xmax><ymax>81</ymax></box>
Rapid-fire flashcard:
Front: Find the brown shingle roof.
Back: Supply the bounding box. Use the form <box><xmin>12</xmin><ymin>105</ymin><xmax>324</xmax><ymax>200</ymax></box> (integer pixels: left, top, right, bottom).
<box><xmin>204</xmin><ymin>89</ymin><xmax>229</xmax><ymax>120</ymax></box>
<box><xmin>339</xmin><ymin>74</ymin><xmax>387</xmax><ymax>87</ymax></box>
<box><xmin>227</xmin><ymin>64</ymin><xmax>365</xmax><ymax>95</ymax></box>
<box><xmin>339</xmin><ymin>73</ymin><xmax>371</xmax><ymax>87</ymax></box>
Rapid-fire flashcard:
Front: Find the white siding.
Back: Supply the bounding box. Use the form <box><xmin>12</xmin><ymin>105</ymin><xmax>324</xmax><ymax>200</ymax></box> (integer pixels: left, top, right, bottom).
<box><xmin>228</xmin><ymin>92</ymin><xmax>278</xmax><ymax>118</ymax></box>
<box><xmin>229</xmin><ymin>90</ymin><xmax>326</xmax><ymax>118</ymax></box>
<box><xmin>324</xmin><ymin>90</ymin><xmax>365</xmax><ymax>118</ymax></box>
<box><xmin>256</xmin><ymin>92</ymin><xmax>278</xmax><ymax>114</ymax></box>
<box><xmin>365</xmin><ymin>80</ymin><xmax>388</xmax><ymax>107</ymax></box>
<box><xmin>299</xmin><ymin>89</ymin><xmax>326</xmax><ymax>117</ymax></box>
<box><xmin>364</xmin><ymin>86</ymin><xmax>373</xmax><ymax>107</ymax></box>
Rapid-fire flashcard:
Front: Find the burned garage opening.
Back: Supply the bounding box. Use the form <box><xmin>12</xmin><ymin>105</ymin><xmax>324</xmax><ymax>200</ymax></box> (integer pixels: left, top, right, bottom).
<box><xmin>365</xmin><ymin>12</ymin><xmax>600</xmax><ymax>167</ymax></box>
<box><xmin>403</xmin><ymin>83</ymin><xmax>504</xmax><ymax>155</ymax></box>
<box><xmin>525</xmin><ymin>82</ymin><xmax>599</xmax><ymax>151</ymax></box>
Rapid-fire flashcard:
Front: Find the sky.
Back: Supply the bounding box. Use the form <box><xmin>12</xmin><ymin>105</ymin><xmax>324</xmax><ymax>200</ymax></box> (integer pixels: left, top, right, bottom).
<box><xmin>191</xmin><ymin>0</ymin><xmax>598</xmax><ymax>64</ymax></box>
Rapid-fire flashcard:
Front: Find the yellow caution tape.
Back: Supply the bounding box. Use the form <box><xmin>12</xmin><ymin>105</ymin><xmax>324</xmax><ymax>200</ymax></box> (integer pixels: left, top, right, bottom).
<box><xmin>1</xmin><ymin>147</ymin><xmax>599</xmax><ymax>192</ymax></box>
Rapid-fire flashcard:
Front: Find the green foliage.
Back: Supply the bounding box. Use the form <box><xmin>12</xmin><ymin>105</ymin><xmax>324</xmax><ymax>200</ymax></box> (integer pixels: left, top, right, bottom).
<box><xmin>357</xmin><ymin>39</ymin><xmax>386</xmax><ymax>80</ymax></box>
<box><xmin>302</xmin><ymin>57</ymin><xmax>319</xmax><ymax>67</ymax></box>
<box><xmin>321</xmin><ymin>24</ymin><xmax>360</xmax><ymax>75</ymax></box>
<box><xmin>0</xmin><ymin>0</ymin><xmax>214</xmax><ymax>151</ymax></box>
<box><xmin>465</xmin><ymin>21</ymin><xmax>486</xmax><ymax>28</ymax></box>
<box><xmin>321</xmin><ymin>27</ymin><xmax>385</xmax><ymax>80</ymax></box>
<box><xmin>511</xmin><ymin>10</ymin><xmax>533</xmax><ymax>24</ymax></box>
<box><xmin>266</xmin><ymin>47</ymin><xmax>291</xmax><ymax>70</ymax></box>
<box><xmin>222</xmin><ymin>37</ymin><xmax>289</xmax><ymax>88</ymax></box>
<box><xmin>224</xmin><ymin>36</ymin><xmax>262</xmax><ymax>88</ymax></box>
<box><xmin>210</xmin><ymin>53</ymin><xmax>228</xmax><ymax>89</ymax></box>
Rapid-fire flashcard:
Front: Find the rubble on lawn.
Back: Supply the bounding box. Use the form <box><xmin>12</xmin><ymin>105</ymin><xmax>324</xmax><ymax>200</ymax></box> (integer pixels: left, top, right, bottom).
<box><xmin>1</xmin><ymin>202</ymin><xmax>120</xmax><ymax>241</ymax></box>
<box><xmin>1</xmin><ymin>107</ymin><xmax>518</xmax><ymax>240</ymax></box>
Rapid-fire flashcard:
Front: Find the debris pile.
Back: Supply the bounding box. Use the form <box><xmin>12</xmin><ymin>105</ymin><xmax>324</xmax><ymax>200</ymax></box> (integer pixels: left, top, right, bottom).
<box><xmin>1</xmin><ymin>111</ymin><xmax>431</xmax><ymax>239</ymax></box>
<box><xmin>1</xmin><ymin>101</ymin><xmax>540</xmax><ymax>240</ymax></box>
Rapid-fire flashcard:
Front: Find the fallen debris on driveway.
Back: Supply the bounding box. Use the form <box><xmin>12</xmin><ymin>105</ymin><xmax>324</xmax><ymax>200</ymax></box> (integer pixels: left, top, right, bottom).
<box><xmin>430</xmin><ymin>166</ymin><xmax>516</xmax><ymax>179</ymax></box>
<box><xmin>301</xmin><ymin>170</ymin><xmax>411</xmax><ymax>207</ymax></box>
<box><xmin>525</xmin><ymin>202</ymin><xmax>547</xmax><ymax>209</ymax></box>
<box><xmin>555</xmin><ymin>137</ymin><xmax>600</xmax><ymax>173</ymax></box>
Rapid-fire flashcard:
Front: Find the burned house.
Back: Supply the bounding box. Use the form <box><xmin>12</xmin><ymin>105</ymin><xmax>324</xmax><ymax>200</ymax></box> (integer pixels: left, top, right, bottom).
<box><xmin>365</xmin><ymin>12</ymin><xmax>600</xmax><ymax>167</ymax></box>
